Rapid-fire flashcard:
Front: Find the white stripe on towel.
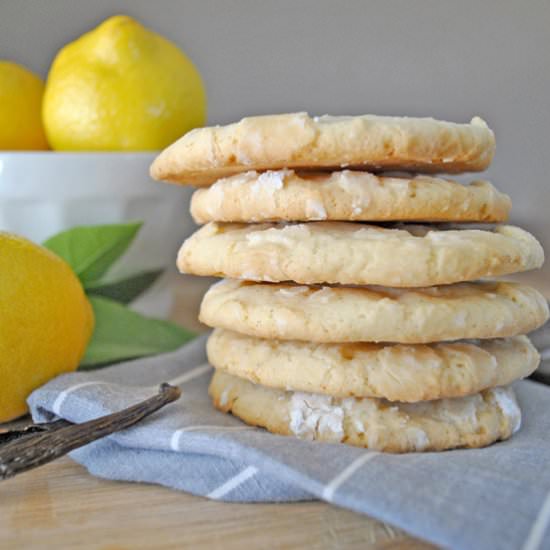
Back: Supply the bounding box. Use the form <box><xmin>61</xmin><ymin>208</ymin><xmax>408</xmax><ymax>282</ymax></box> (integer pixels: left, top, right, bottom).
<box><xmin>522</xmin><ymin>490</ymin><xmax>550</xmax><ymax>550</ymax></box>
<box><xmin>170</xmin><ymin>426</ymin><xmax>255</xmax><ymax>451</ymax></box>
<box><xmin>207</xmin><ymin>466</ymin><xmax>259</xmax><ymax>500</ymax></box>
<box><xmin>52</xmin><ymin>364</ymin><xmax>211</xmax><ymax>418</ymax></box>
<box><xmin>322</xmin><ymin>452</ymin><xmax>378</xmax><ymax>502</ymax></box>
<box><xmin>52</xmin><ymin>381</ymin><xmax>110</xmax><ymax>416</ymax></box>
<box><xmin>166</xmin><ymin>364</ymin><xmax>212</xmax><ymax>387</ymax></box>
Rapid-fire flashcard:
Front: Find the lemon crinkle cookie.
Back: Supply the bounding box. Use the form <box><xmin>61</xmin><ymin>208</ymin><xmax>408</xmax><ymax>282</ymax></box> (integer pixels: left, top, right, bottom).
<box><xmin>209</xmin><ymin>370</ymin><xmax>521</xmax><ymax>453</ymax></box>
<box><xmin>190</xmin><ymin>170</ymin><xmax>511</xmax><ymax>224</ymax></box>
<box><xmin>199</xmin><ymin>280</ymin><xmax>549</xmax><ymax>344</ymax></box>
<box><xmin>179</xmin><ymin>222</ymin><xmax>543</xmax><ymax>287</ymax></box>
<box><xmin>207</xmin><ymin>329</ymin><xmax>539</xmax><ymax>402</ymax></box>
<box><xmin>150</xmin><ymin>113</ymin><xmax>496</xmax><ymax>185</ymax></box>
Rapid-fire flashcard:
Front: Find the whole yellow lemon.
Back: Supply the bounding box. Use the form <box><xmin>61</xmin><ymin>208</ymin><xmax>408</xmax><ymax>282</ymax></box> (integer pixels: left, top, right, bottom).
<box><xmin>43</xmin><ymin>15</ymin><xmax>206</xmax><ymax>151</ymax></box>
<box><xmin>0</xmin><ymin>233</ymin><xmax>94</xmax><ymax>422</ymax></box>
<box><xmin>0</xmin><ymin>61</ymin><xmax>49</xmax><ymax>150</ymax></box>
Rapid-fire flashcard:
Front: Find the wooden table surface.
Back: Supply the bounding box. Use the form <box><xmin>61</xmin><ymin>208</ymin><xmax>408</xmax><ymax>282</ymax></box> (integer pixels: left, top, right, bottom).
<box><xmin>0</xmin><ymin>456</ymin><xmax>434</xmax><ymax>550</ymax></box>
<box><xmin>2</xmin><ymin>272</ymin><xmax>548</xmax><ymax>550</ymax></box>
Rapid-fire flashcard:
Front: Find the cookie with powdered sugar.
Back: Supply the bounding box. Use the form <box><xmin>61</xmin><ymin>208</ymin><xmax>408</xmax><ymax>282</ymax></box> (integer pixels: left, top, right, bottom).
<box><xmin>179</xmin><ymin>222</ymin><xmax>544</xmax><ymax>287</ymax></box>
<box><xmin>207</xmin><ymin>329</ymin><xmax>539</xmax><ymax>402</ymax></box>
<box><xmin>199</xmin><ymin>280</ymin><xmax>549</xmax><ymax>344</ymax></box>
<box><xmin>209</xmin><ymin>370</ymin><xmax>522</xmax><ymax>453</ymax></box>
<box><xmin>190</xmin><ymin>170</ymin><xmax>511</xmax><ymax>224</ymax></box>
<box><xmin>150</xmin><ymin>113</ymin><xmax>495</xmax><ymax>186</ymax></box>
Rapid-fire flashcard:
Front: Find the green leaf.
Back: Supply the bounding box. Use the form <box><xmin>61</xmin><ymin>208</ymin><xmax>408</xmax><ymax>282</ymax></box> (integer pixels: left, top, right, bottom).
<box><xmin>81</xmin><ymin>296</ymin><xmax>195</xmax><ymax>368</ymax></box>
<box><xmin>85</xmin><ymin>269</ymin><xmax>163</xmax><ymax>304</ymax></box>
<box><xmin>43</xmin><ymin>222</ymin><xmax>142</xmax><ymax>284</ymax></box>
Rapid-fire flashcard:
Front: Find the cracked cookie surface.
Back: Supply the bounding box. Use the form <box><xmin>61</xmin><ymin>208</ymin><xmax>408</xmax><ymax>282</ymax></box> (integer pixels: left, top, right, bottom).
<box><xmin>179</xmin><ymin>222</ymin><xmax>544</xmax><ymax>287</ymax></box>
<box><xmin>207</xmin><ymin>329</ymin><xmax>539</xmax><ymax>401</ymax></box>
<box><xmin>209</xmin><ymin>370</ymin><xmax>521</xmax><ymax>452</ymax></box>
<box><xmin>200</xmin><ymin>280</ymin><xmax>549</xmax><ymax>343</ymax></box>
<box><xmin>151</xmin><ymin>112</ymin><xmax>496</xmax><ymax>186</ymax></box>
<box><xmin>190</xmin><ymin>170</ymin><xmax>510</xmax><ymax>224</ymax></box>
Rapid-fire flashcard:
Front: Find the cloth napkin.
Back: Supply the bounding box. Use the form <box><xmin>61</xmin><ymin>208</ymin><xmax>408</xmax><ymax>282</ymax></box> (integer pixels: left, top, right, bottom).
<box><xmin>28</xmin><ymin>334</ymin><xmax>550</xmax><ymax>550</ymax></box>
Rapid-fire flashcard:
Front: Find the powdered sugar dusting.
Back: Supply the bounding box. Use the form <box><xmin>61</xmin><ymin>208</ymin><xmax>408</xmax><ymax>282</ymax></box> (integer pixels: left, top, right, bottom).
<box><xmin>246</xmin><ymin>228</ymin><xmax>293</xmax><ymax>247</ymax></box>
<box><xmin>342</xmin><ymin>399</ymin><xmax>365</xmax><ymax>433</ymax></box>
<box><xmin>491</xmin><ymin>387</ymin><xmax>521</xmax><ymax>433</ymax></box>
<box><xmin>417</xmin><ymin>393</ymin><xmax>481</xmax><ymax>427</ymax></box>
<box><xmin>251</xmin><ymin>170</ymin><xmax>292</xmax><ymax>194</ymax></box>
<box><xmin>406</xmin><ymin>427</ymin><xmax>429</xmax><ymax>451</ymax></box>
<box><xmin>335</xmin><ymin>171</ymin><xmax>372</xmax><ymax>213</ymax></box>
<box><xmin>213</xmin><ymin>171</ymin><xmax>258</xmax><ymax>190</ymax></box>
<box><xmin>220</xmin><ymin>388</ymin><xmax>230</xmax><ymax>407</ymax></box>
<box><xmin>452</xmin><ymin>396</ymin><xmax>480</xmax><ymax>427</ymax></box>
<box><xmin>280</xmin><ymin>223</ymin><xmax>311</xmax><ymax>239</ymax></box>
<box><xmin>289</xmin><ymin>393</ymin><xmax>344</xmax><ymax>441</ymax></box>
<box><xmin>305</xmin><ymin>200</ymin><xmax>327</xmax><ymax>220</ymax></box>
<box><xmin>204</xmin><ymin>181</ymin><xmax>226</xmax><ymax>216</ymax></box>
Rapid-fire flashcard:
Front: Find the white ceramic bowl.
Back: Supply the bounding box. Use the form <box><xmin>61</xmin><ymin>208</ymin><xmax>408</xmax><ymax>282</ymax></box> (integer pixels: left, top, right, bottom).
<box><xmin>0</xmin><ymin>152</ymin><xmax>195</xmax><ymax>277</ymax></box>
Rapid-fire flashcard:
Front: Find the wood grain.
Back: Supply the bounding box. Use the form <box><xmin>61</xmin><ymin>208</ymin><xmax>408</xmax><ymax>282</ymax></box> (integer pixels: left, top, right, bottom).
<box><xmin>0</xmin><ymin>456</ymin><xmax>435</xmax><ymax>550</ymax></box>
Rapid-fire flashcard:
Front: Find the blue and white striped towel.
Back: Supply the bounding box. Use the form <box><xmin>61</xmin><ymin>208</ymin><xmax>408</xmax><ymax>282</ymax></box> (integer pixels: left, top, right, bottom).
<box><xmin>28</xmin><ymin>333</ymin><xmax>550</xmax><ymax>550</ymax></box>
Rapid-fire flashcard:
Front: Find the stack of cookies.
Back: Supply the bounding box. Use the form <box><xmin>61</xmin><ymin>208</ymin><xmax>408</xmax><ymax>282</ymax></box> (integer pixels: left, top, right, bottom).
<box><xmin>151</xmin><ymin>113</ymin><xmax>549</xmax><ymax>452</ymax></box>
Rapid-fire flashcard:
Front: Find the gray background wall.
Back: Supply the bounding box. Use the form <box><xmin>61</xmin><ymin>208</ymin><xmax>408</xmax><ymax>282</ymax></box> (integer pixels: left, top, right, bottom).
<box><xmin>1</xmin><ymin>0</ymin><xmax>549</xmax><ymax>281</ymax></box>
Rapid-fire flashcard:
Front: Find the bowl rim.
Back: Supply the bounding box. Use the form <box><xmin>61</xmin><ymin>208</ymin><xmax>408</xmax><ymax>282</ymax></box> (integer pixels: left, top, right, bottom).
<box><xmin>0</xmin><ymin>151</ymin><xmax>159</xmax><ymax>158</ymax></box>
<box><xmin>0</xmin><ymin>151</ymin><xmax>188</xmax><ymax>197</ymax></box>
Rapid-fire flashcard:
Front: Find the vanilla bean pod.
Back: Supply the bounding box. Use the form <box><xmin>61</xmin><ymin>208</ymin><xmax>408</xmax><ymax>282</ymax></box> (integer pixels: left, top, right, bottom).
<box><xmin>0</xmin><ymin>419</ymin><xmax>71</xmax><ymax>446</ymax></box>
<box><xmin>0</xmin><ymin>383</ymin><xmax>181</xmax><ymax>480</ymax></box>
